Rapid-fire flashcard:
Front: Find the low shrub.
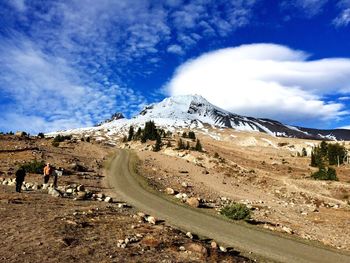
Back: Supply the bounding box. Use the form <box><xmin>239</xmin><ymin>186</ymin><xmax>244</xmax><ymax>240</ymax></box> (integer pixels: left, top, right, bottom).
<box><xmin>52</xmin><ymin>141</ymin><xmax>60</xmax><ymax>147</ymax></box>
<box><xmin>22</xmin><ymin>160</ymin><xmax>45</xmax><ymax>174</ymax></box>
<box><xmin>220</xmin><ymin>203</ymin><xmax>251</xmax><ymax>220</ymax></box>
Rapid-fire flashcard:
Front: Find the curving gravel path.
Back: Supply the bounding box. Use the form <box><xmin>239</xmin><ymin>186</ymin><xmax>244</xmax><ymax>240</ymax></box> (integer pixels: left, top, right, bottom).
<box><xmin>107</xmin><ymin>149</ymin><xmax>350</xmax><ymax>263</ymax></box>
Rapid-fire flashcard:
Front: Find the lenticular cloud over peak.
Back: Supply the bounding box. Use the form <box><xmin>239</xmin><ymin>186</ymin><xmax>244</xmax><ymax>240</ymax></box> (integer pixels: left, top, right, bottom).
<box><xmin>166</xmin><ymin>43</ymin><xmax>350</xmax><ymax>127</ymax></box>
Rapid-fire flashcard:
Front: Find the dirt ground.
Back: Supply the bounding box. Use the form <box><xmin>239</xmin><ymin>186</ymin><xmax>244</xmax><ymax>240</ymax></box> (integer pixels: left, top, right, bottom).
<box><xmin>131</xmin><ymin>128</ymin><xmax>350</xmax><ymax>251</ymax></box>
<box><xmin>0</xmin><ymin>134</ymin><xmax>251</xmax><ymax>263</ymax></box>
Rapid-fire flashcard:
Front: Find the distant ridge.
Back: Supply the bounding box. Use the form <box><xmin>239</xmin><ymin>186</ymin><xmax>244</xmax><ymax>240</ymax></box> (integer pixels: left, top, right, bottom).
<box><xmin>49</xmin><ymin>95</ymin><xmax>350</xmax><ymax>141</ymax></box>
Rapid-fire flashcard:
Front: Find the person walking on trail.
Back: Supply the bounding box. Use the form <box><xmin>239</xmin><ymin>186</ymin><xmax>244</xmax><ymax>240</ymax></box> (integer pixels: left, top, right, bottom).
<box><xmin>43</xmin><ymin>163</ymin><xmax>53</xmax><ymax>185</ymax></box>
<box><xmin>15</xmin><ymin>166</ymin><xmax>26</xmax><ymax>193</ymax></box>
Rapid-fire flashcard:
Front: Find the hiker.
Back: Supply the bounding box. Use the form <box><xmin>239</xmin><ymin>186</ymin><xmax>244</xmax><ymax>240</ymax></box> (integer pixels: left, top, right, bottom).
<box><xmin>15</xmin><ymin>166</ymin><xmax>26</xmax><ymax>193</ymax></box>
<box><xmin>43</xmin><ymin>163</ymin><xmax>53</xmax><ymax>185</ymax></box>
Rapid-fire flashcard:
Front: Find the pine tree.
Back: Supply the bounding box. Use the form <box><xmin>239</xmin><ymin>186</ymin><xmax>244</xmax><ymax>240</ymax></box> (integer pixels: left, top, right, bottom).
<box><xmin>195</xmin><ymin>139</ymin><xmax>202</xmax><ymax>152</ymax></box>
<box><xmin>188</xmin><ymin>131</ymin><xmax>196</xmax><ymax>140</ymax></box>
<box><xmin>127</xmin><ymin>126</ymin><xmax>134</xmax><ymax>141</ymax></box>
<box><xmin>153</xmin><ymin>133</ymin><xmax>162</xmax><ymax>152</ymax></box>
<box><xmin>182</xmin><ymin>132</ymin><xmax>187</xmax><ymax>138</ymax></box>
<box><xmin>142</xmin><ymin>121</ymin><xmax>158</xmax><ymax>141</ymax></box>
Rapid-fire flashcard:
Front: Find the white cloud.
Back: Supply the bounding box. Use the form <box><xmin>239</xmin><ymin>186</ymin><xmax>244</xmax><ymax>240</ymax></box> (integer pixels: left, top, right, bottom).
<box><xmin>166</xmin><ymin>43</ymin><xmax>350</xmax><ymax>126</ymax></box>
<box><xmin>167</xmin><ymin>44</ymin><xmax>184</xmax><ymax>55</ymax></box>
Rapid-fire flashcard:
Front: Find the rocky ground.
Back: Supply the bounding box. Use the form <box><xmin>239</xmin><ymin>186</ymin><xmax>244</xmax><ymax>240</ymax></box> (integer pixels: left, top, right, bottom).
<box><xmin>0</xmin><ymin>134</ymin><xmax>252</xmax><ymax>263</ymax></box>
<box><xmin>126</xmin><ymin>128</ymin><xmax>350</xmax><ymax>251</ymax></box>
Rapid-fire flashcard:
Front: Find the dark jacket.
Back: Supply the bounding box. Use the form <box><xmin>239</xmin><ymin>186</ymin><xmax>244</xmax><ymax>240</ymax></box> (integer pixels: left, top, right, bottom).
<box><xmin>15</xmin><ymin>168</ymin><xmax>26</xmax><ymax>182</ymax></box>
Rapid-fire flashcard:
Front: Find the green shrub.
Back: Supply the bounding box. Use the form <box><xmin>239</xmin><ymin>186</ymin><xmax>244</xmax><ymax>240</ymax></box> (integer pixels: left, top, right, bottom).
<box><xmin>311</xmin><ymin>167</ymin><xmax>338</xmax><ymax>181</ymax></box>
<box><xmin>22</xmin><ymin>160</ymin><xmax>45</xmax><ymax>174</ymax></box>
<box><xmin>37</xmin><ymin>132</ymin><xmax>45</xmax><ymax>138</ymax></box>
<box><xmin>53</xmin><ymin>134</ymin><xmax>72</xmax><ymax>142</ymax></box>
<box><xmin>220</xmin><ymin>203</ymin><xmax>251</xmax><ymax>220</ymax></box>
<box><xmin>52</xmin><ymin>141</ymin><xmax>60</xmax><ymax>147</ymax></box>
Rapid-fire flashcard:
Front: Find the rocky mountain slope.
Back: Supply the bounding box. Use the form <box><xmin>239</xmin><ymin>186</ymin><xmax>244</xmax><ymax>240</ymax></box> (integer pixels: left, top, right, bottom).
<box><xmin>48</xmin><ymin>95</ymin><xmax>350</xmax><ymax>141</ymax></box>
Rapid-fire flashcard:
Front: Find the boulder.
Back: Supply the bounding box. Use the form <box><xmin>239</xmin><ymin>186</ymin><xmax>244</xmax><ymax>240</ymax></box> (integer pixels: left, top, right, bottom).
<box><xmin>184</xmin><ymin>243</ymin><xmax>208</xmax><ymax>258</ymax></box>
<box><xmin>48</xmin><ymin>188</ymin><xmax>62</xmax><ymax>198</ymax></box>
<box><xmin>76</xmin><ymin>191</ymin><xmax>87</xmax><ymax>200</ymax></box>
<box><xmin>282</xmin><ymin>226</ymin><xmax>293</xmax><ymax>234</ymax></box>
<box><xmin>186</xmin><ymin>197</ymin><xmax>200</xmax><ymax>208</ymax></box>
<box><xmin>165</xmin><ymin>187</ymin><xmax>175</xmax><ymax>195</ymax></box>
<box><xmin>104</xmin><ymin>196</ymin><xmax>113</xmax><ymax>203</ymax></box>
<box><xmin>210</xmin><ymin>241</ymin><xmax>218</xmax><ymax>249</ymax></box>
<box><xmin>186</xmin><ymin>232</ymin><xmax>193</xmax><ymax>239</ymax></box>
<box><xmin>146</xmin><ymin>216</ymin><xmax>157</xmax><ymax>225</ymax></box>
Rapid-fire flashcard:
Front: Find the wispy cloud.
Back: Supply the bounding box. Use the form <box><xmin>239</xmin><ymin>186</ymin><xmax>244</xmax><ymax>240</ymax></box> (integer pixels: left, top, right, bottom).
<box><xmin>0</xmin><ymin>0</ymin><xmax>260</xmax><ymax>133</ymax></box>
<box><xmin>166</xmin><ymin>43</ymin><xmax>350</xmax><ymax>127</ymax></box>
<box><xmin>333</xmin><ymin>0</ymin><xmax>350</xmax><ymax>27</ymax></box>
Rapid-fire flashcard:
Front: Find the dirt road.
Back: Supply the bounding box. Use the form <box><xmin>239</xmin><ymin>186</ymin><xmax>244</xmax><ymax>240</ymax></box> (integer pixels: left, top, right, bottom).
<box><xmin>107</xmin><ymin>149</ymin><xmax>350</xmax><ymax>263</ymax></box>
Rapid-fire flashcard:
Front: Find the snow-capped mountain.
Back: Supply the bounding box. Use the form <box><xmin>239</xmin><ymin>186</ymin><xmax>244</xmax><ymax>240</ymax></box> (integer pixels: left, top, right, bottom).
<box><xmin>47</xmin><ymin>95</ymin><xmax>350</xmax><ymax>141</ymax></box>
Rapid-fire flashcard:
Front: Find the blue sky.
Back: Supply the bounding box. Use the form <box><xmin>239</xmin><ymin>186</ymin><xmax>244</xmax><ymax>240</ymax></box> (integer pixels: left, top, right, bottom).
<box><xmin>1</xmin><ymin>0</ymin><xmax>350</xmax><ymax>133</ymax></box>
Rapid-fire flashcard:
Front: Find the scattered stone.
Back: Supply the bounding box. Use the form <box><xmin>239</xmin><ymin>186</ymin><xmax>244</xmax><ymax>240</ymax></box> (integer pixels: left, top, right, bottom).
<box><xmin>48</xmin><ymin>188</ymin><xmax>62</xmax><ymax>198</ymax></box>
<box><xmin>104</xmin><ymin>196</ymin><xmax>113</xmax><ymax>203</ymax></box>
<box><xmin>66</xmin><ymin>188</ymin><xmax>74</xmax><ymax>194</ymax></box>
<box><xmin>146</xmin><ymin>216</ymin><xmax>157</xmax><ymax>225</ymax></box>
<box><xmin>210</xmin><ymin>241</ymin><xmax>218</xmax><ymax>249</ymax></box>
<box><xmin>184</xmin><ymin>243</ymin><xmax>207</xmax><ymax>257</ymax></box>
<box><xmin>186</xmin><ymin>232</ymin><xmax>193</xmax><ymax>239</ymax></box>
<box><xmin>165</xmin><ymin>187</ymin><xmax>175</xmax><ymax>195</ymax></box>
<box><xmin>181</xmin><ymin>182</ymin><xmax>189</xmax><ymax>188</ymax></box>
<box><xmin>97</xmin><ymin>193</ymin><xmax>104</xmax><ymax>199</ymax></box>
<box><xmin>186</xmin><ymin>197</ymin><xmax>200</xmax><ymax>208</ymax></box>
<box><xmin>219</xmin><ymin>246</ymin><xmax>227</xmax><ymax>252</ymax></box>
<box><xmin>76</xmin><ymin>191</ymin><xmax>87</xmax><ymax>200</ymax></box>
<box><xmin>179</xmin><ymin>246</ymin><xmax>186</xmax><ymax>251</ymax></box>
<box><xmin>282</xmin><ymin>226</ymin><xmax>293</xmax><ymax>234</ymax></box>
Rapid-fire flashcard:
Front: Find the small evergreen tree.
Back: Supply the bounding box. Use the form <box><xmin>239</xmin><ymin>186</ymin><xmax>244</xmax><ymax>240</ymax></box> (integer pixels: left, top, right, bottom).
<box><xmin>195</xmin><ymin>139</ymin><xmax>203</xmax><ymax>152</ymax></box>
<box><xmin>182</xmin><ymin>132</ymin><xmax>187</xmax><ymax>138</ymax></box>
<box><xmin>153</xmin><ymin>134</ymin><xmax>162</xmax><ymax>152</ymax></box>
<box><xmin>141</xmin><ymin>121</ymin><xmax>158</xmax><ymax>142</ymax></box>
<box><xmin>127</xmin><ymin>126</ymin><xmax>134</xmax><ymax>141</ymax></box>
<box><xmin>188</xmin><ymin>131</ymin><xmax>196</xmax><ymax>140</ymax></box>
<box><xmin>37</xmin><ymin>132</ymin><xmax>45</xmax><ymax>138</ymax></box>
